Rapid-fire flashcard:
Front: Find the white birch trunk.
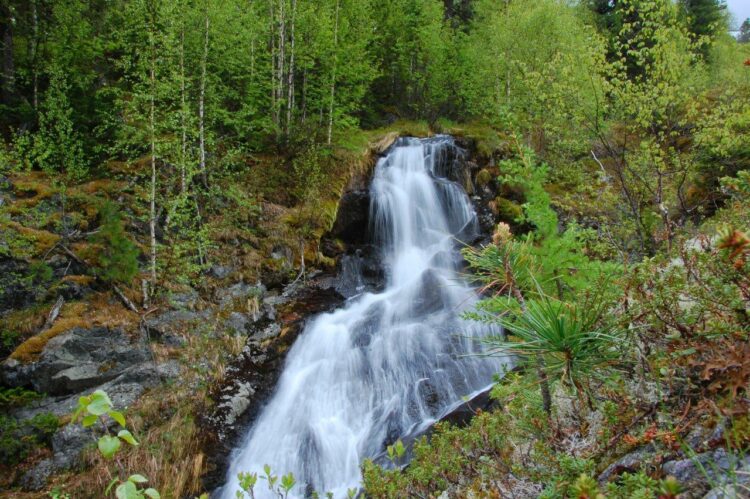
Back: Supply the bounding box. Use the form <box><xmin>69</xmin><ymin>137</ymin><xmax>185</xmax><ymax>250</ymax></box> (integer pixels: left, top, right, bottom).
<box><xmin>327</xmin><ymin>0</ymin><xmax>340</xmax><ymax>145</ymax></box>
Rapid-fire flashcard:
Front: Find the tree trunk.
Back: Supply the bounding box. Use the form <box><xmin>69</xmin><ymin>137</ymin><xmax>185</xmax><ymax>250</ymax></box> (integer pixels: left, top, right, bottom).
<box><xmin>268</xmin><ymin>2</ymin><xmax>278</xmax><ymax>122</ymax></box>
<box><xmin>31</xmin><ymin>0</ymin><xmax>39</xmax><ymax>110</ymax></box>
<box><xmin>1</xmin><ymin>4</ymin><xmax>15</xmax><ymax>106</ymax></box>
<box><xmin>276</xmin><ymin>0</ymin><xmax>285</xmax><ymax>133</ymax></box>
<box><xmin>199</xmin><ymin>13</ymin><xmax>209</xmax><ymax>185</ymax></box>
<box><xmin>301</xmin><ymin>68</ymin><xmax>307</xmax><ymax>123</ymax></box>
<box><xmin>180</xmin><ymin>24</ymin><xmax>187</xmax><ymax>194</ymax></box>
<box><xmin>149</xmin><ymin>16</ymin><xmax>157</xmax><ymax>284</ymax></box>
<box><xmin>327</xmin><ymin>0</ymin><xmax>340</xmax><ymax>145</ymax></box>
<box><xmin>285</xmin><ymin>0</ymin><xmax>296</xmax><ymax>136</ymax></box>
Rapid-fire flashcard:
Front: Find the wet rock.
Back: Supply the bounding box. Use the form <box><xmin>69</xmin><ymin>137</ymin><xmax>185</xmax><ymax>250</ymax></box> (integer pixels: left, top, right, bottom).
<box><xmin>144</xmin><ymin>309</ymin><xmax>206</xmax><ymax>346</ymax></box>
<box><xmin>329</xmin><ymin>190</ymin><xmax>370</xmax><ymax>244</ymax></box>
<box><xmin>1</xmin><ymin>327</ymin><xmax>150</xmax><ymax>395</ymax></box>
<box><xmin>200</xmin><ymin>276</ymin><xmax>345</xmax><ymax>491</ymax></box>
<box><xmin>51</xmin><ymin>423</ymin><xmax>92</xmax><ymax>470</ymax></box>
<box><xmin>0</xmin><ymin>258</ymin><xmax>38</xmax><ymax>314</ymax></box>
<box><xmin>216</xmin><ymin>381</ymin><xmax>255</xmax><ymax>427</ymax></box>
<box><xmin>270</xmin><ymin>245</ymin><xmax>294</xmax><ymax>268</ymax></box>
<box><xmin>413</xmin><ymin>270</ymin><xmax>447</xmax><ymax>315</ymax></box>
<box><xmin>216</xmin><ymin>282</ymin><xmax>265</xmax><ymax>309</ymax></box>
<box><xmin>440</xmin><ymin>387</ymin><xmax>498</xmax><ymax>427</ymax></box>
<box><xmin>598</xmin><ymin>444</ymin><xmax>655</xmax><ymax>483</ymax></box>
<box><xmin>11</xmin><ymin>361</ymin><xmax>180</xmax><ymax>422</ymax></box>
<box><xmin>56</xmin><ymin>279</ymin><xmax>90</xmax><ymax>301</ymax></box>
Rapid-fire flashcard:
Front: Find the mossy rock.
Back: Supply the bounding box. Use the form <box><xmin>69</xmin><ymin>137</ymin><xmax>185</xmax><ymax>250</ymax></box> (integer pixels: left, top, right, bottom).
<box><xmin>475</xmin><ymin>169</ymin><xmax>495</xmax><ymax>188</ymax></box>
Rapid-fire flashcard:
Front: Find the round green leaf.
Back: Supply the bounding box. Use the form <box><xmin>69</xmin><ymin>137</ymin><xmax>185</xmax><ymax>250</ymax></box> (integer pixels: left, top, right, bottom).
<box><xmin>128</xmin><ymin>474</ymin><xmax>148</xmax><ymax>484</ymax></box>
<box><xmin>98</xmin><ymin>434</ymin><xmax>121</xmax><ymax>459</ymax></box>
<box><xmin>144</xmin><ymin>488</ymin><xmax>161</xmax><ymax>499</ymax></box>
<box><xmin>115</xmin><ymin>480</ymin><xmax>140</xmax><ymax>499</ymax></box>
<box><xmin>87</xmin><ymin>395</ymin><xmax>112</xmax><ymax>416</ymax></box>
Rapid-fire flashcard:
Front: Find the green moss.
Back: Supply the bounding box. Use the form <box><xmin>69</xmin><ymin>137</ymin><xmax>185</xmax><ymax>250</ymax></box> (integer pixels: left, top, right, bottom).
<box><xmin>0</xmin><ymin>412</ymin><xmax>59</xmax><ymax>465</ymax></box>
<box><xmin>475</xmin><ymin>169</ymin><xmax>494</xmax><ymax>188</ymax></box>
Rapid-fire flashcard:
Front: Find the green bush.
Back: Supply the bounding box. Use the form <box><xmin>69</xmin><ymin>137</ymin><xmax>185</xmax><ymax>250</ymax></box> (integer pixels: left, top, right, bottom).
<box><xmin>90</xmin><ymin>201</ymin><xmax>139</xmax><ymax>285</ymax></box>
<box><xmin>0</xmin><ymin>412</ymin><xmax>58</xmax><ymax>465</ymax></box>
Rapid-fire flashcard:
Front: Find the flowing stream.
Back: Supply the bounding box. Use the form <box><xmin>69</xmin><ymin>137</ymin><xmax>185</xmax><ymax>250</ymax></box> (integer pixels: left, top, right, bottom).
<box><xmin>221</xmin><ymin>136</ymin><xmax>507</xmax><ymax>498</ymax></box>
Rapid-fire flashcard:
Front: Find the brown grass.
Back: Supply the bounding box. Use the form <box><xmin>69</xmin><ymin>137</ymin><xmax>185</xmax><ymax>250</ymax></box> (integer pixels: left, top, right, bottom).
<box><xmin>59</xmin><ymin>325</ymin><xmax>244</xmax><ymax>498</ymax></box>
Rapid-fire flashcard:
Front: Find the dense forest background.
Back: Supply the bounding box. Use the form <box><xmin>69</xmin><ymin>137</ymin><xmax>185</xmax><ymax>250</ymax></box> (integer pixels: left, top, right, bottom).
<box><xmin>1</xmin><ymin>0</ymin><xmax>750</xmax><ymax>497</ymax></box>
<box><xmin>1</xmin><ymin>0</ymin><xmax>749</xmax><ymax>285</ymax></box>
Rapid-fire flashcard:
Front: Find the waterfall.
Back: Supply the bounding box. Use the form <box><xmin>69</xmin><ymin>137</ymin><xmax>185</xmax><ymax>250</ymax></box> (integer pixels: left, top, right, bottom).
<box><xmin>221</xmin><ymin>136</ymin><xmax>507</xmax><ymax>498</ymax></box>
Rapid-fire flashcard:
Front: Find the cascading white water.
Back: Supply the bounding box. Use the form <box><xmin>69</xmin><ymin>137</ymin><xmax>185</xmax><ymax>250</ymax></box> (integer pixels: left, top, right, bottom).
<box><xmin>221</xmin><ymin>136</ymin><xmax>506</xmax><ymax>498</ymax></box>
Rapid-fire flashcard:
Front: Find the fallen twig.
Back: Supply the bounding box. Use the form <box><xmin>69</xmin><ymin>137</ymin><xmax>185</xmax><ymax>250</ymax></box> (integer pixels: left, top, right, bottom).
<box><xmin>42</xmin><ymin>296</ymin><xmax>65</xmax><ymax>330</ymax></box>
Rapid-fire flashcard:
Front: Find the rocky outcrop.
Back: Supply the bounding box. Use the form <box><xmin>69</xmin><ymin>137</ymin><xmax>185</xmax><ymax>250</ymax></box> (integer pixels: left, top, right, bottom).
<box><xmin>200</xmin><ymin>274</ymin><xmax>345</xmax><ymax>490</ymax></box>
<box><xmin>1</xmin><ymin>327</ymin><xmax>150</xmax><ymax>395</ymax></box>
<box><xmin>1</xmin><ymin>325</ymin><xmax>179</xmax><ymax>490</ymax></box>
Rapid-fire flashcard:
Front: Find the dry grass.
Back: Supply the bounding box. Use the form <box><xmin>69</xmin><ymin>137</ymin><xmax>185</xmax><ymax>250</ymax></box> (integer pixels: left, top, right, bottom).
<box><xmin>57</xmin><ymin>323</ymin><xmax>245</xmax><ymax>498</ymax></box>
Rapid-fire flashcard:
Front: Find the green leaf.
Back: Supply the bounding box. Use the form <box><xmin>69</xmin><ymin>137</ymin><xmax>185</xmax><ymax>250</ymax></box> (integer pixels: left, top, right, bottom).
<box><xmin>109</xmin><ymin>410</ymin><xmax>126</xmax><ymax>427</ymax></box>
<box><xmin>87</xmin><ymin>391</ymin><xmax>113</xmax><ymax>416</ymax></box>
<box><xmin>115</xmin><ymin>480</ymin><xmax>140</xmax><ymax>499</ymax></box>
<box><xmin>394</xmin><ymin>439</ymin><xmax>405</xmax><ymax>458</ymax></box>
<box><xmin>280</xmin><ymin>472</ymin><xmax>296</xmax><ymax>492</ymax></box>
<box><xmin>82</xmin><ymin>414</ymin><xmax>98</xmax><ymax>428</ymax></box>
<box><xmin>143</xmin><ymin>488</ymin><xmax>160</xmax><ymax>499</ymax></box>
<box><xmin>128</xmin><ymin>474</ymin><xmax>148</xmax><ymax>484</ymax></box>
<box><xmin>118</xmin><ymin>429</ymin><xmax>139</xmax><ymax>446</ymax></box>
<box><xmin>98</xmin><ymin>435</ymin><xmax>121</xmax><ymax>458</ymax></box>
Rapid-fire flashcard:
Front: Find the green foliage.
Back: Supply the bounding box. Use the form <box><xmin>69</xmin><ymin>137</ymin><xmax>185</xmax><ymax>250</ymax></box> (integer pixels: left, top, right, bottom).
<box><xmin>0</xmin><ymin>412</ymin><xmax>59</xmax><ymax>465</ymax></box>
<box><xmin>363</xmin><ymin>410</ymin><xmax>513</xmax><ymax>497</ymax></box>
<box><xmin>386</xmin><ymin>439</ymin><xmax>406</xmax><ymax>466</ymax></box>
<box><xmin>31</xmin><ymin>67</ymin><xmax>88</xmax><ymax>181</ymax></box>
<box><xmin>485</xmin><ymin>289</ymin><xmax>625</xmax><ymax>400</ymax></box>
<box><xmin>0</xmin><ymin>387</ymin><xmax>42</xmax><ymax>409</ymax></box>
<box><xmin>72</xmin><ymin>389</ymin><xmax>159</xmax><ymax>497</ymax></box>
<box><xmin>236</xmin><ymin>465</ymin><xmax>298</xmax><ymax>499</ymax></box>
<box><xmin>740</xmin><ymin>19</ymin><xmax>750</xmax><ymax>44</ymax></box>
<box><xmin>678</xmin><ymin>0</ymin><xmax>728</xmax><ymax>58</ymax></box>
<box><xmin>90</xmin><ymin>201</ymin><xmax>139</xmax><ymax>285</ymax></box>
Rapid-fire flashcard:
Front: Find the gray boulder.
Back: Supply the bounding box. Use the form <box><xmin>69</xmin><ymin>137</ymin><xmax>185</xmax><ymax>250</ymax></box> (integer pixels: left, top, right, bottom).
<box><xmin>1</xmin><ymin>327</ymin><xmax>150</xmax><ymax>395</ymax></box>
